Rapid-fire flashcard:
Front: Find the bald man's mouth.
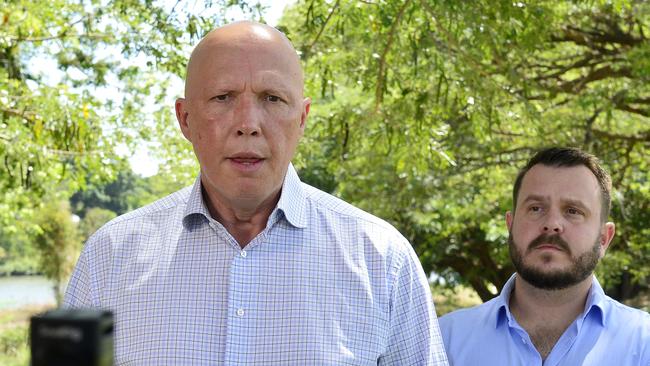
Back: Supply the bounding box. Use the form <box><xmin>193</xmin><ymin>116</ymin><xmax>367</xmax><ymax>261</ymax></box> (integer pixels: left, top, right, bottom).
<box><xmin>228</xmin><ymin>153</ymin><xmax>265</xmax><ymax>172</ymax></box>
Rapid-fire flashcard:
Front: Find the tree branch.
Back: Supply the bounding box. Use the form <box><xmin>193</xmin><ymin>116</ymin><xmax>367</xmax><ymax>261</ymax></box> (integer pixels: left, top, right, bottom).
<box><xmin>592</xmin><ymin>128</ymin><xmax>650</xmax><ymax>143</ymax></box>
<box><xmin>547</xmin><ymin>65</ymin><xmax>632</xmax><ymax>93</ymax></box>
<box><xmin>627</xmin><ymin>97</ymin><xmax>650</xmax><ymax>105</ymax></box>
<box><xmin>615</xmin><ymin>104</ymin><xmax>650</xmax><ymax>117</ymax></box>
<box><xmin>551</xmin><ymin>24</ymin><xmax>644</xmax><ymax>47</ymax></box>
<box><xmin>531</xmin><ymin>53</ymin><xmax>612</xmax><ymax>82</ymax></box>
<box><xmin>305</xmin><ymin>0</ymin><xmax>340</xmax><ymax>56</ymax></box>
<box><xmin>374</xmin><ymin>0</ymin><xmax>412</xmax><ymax>109</ymax></box>
<box><xmin>584</xmin><ymin>108</ymin><xmax>602</xmax><ymax>146</ymax></box>
<box><xmin>10</xmin><ymin>33</ymin><xmax>111</xmax><ymax>43</ymax></box>
<box><xmin>1</xmin><ymin>107</ymin><xmax>36</xmax><ymax>122</ymax></box>
<box><xmin>612</xmin><ymin>142</ymin><xmax>635</xmax><ymax>189</ymax></box>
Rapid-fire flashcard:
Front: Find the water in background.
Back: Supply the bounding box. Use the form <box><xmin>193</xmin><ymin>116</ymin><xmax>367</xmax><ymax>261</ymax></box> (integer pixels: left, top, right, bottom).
<box><xmin>0</xmin><ymin>276</ymin><xmax>56</xmax><ymax>309</ymax></box>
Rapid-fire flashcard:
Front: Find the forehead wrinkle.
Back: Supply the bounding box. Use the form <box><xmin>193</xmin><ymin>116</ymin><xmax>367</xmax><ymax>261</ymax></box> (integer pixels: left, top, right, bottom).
<box><xmin>184</xmin><ymin>22</ymin><xmax>304</xmax><ymax>98</ymax></box>
<box><xmin>254</xmin><ymin>71</ymin><xmax>296</xmax><ymax>94</ymax></box>
<box><xmin>185</xmin><ymin>43</ymin><xmax>244</xmax><ymax>98</ymax></box>
<box><xmin>191</xmin><ymin>53</ymin><xmax>299</xmax><ymax>101</ymax></box>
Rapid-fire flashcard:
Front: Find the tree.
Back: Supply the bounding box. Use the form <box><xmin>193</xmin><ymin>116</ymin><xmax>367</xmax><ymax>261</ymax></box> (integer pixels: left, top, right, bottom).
<box><xmin>78</xmin><ymin>207</ymin><xmax>116</xmax><ymax>242</ymax></box>
<box><xmin>279</xmin><ymin>0</ymin><xmax>649</xmax><ymax>301</ymax></box>
<box><xmin>0</xmin><ymin>0</ymin><xmax>264</xmax><ymax>273</ymax></box>
<box><xmin>0</xmin><ymin>0</ymin><xmax>263</xmax><ymax>237</ymax></box>
<box><xmin>0</xmin><ymin>222</ymin><xmax>39</xmax><ymax>275</ymax></box>
<box><xmin>71</xmin><ymin>170</ymin><xmax>187</xmax><ymax>240</ymax></box>
<box><xmin>70</xmin><ymin>170</ymin><xmax>144</xmax><ymax>217</ymax></box>
<box><xmin>33</xmin><ymin>200</ymin><xmax>81</xmax><ymax>305</ymax></box>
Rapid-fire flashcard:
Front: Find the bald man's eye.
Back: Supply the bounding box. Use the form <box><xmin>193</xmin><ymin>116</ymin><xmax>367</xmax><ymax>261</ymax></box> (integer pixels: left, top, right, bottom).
<box><xmin>265</xmin><ymin>95</ymin><xmax>283</xmax><ymax>103</ymax></box>
<box><xmin>211</xmin><ymin>94</ymin><xmax>229</xmax><ymax>102</ymax></box>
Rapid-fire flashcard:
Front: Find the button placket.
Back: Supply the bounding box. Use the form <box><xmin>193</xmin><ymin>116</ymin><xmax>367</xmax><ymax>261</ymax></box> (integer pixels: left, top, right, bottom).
<box><xmin>230</xmin><ymin>247</ymin><xmax>251</xmax><ymax>322</ymax></box>
<box><xmin>225</xmin><ymin>249</ymin><xmax>253</xmax><ymax>364</ymax></box>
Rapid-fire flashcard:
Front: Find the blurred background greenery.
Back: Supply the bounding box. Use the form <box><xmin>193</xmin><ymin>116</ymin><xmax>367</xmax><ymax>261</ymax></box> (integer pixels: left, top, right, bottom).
<box><xmin>1</xmin><ymin>0</ymin><xmax>648</xmax><ymax>362</ymax></box>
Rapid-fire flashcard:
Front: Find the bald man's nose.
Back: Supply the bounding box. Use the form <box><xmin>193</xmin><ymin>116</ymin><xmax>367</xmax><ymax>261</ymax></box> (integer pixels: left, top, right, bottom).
<box><xmin>235</xmin><ymin>97</ymin><xmax>262</xmax><ymax>136</ymax></box>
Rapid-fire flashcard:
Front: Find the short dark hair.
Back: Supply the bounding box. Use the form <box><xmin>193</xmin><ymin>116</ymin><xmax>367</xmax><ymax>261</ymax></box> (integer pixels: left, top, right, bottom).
<box><xmin>512</xmin><ymin>147</ymin><xmax>612</xmax><ymax>222</ymax></box>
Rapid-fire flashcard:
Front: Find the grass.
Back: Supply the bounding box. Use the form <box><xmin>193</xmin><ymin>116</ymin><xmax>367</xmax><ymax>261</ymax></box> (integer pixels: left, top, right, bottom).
<box><xmin>0</xmin><ymin>304</ymin><xmax>53</xmax><ymax>366</ymax></box>
<box><xmin>623</xmin><ymin>291</ymin><xmax>650</xmax><ymax>313</ymax></box>
<box><xmin>432</xmin><ymin>285</ymin><xmax>483</xmax><ymax>316</ymax></box>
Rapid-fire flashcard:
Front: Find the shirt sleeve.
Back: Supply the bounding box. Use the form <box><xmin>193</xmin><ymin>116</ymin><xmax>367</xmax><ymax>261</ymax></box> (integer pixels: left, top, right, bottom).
<box><xmin>379</xmin><ymin>244</ymin><xmax>449</xmax><ymax>366</ymax></box>
<box><xmin>63</xmin><ymin>239</ymin><xmax>97</xmax><ymax>308</ymax></box>
<box><xmin>63</xmin><ymin>246</ymin><xmax>90</xmax><ymax>308</ymax></box>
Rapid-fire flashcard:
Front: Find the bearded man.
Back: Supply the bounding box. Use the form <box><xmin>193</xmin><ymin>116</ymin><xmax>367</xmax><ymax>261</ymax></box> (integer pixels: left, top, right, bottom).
<box><xmin>439</xmin><ymin>147</ymin><xmax>649</xmax><ymax>366</ymax></box>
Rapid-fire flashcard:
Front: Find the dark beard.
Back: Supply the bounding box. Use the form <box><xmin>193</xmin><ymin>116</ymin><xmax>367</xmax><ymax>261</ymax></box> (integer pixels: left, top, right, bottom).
<box><xmin>508</xmin><ymin>232</ymin><xmax>600</xmax><ymax>290</ymax></box>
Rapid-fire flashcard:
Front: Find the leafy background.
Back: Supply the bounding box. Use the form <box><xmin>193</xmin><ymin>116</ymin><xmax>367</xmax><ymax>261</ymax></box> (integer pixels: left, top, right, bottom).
<box><xmin>0</xmin><ymin>0</ymin><xmax>648</xmax><ymax>305</ymax></box>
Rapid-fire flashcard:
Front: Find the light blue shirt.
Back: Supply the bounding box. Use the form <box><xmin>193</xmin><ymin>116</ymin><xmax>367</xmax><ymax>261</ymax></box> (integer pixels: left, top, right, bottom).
<box><xmin>439</xmin><ymin>274</ymin><xmax>650</xmax><ymax>366</ymax></box>
<box><xmin>64</xmin><ymin>164</ymin><xmax>448</xmax><ymax>365</ymax></box>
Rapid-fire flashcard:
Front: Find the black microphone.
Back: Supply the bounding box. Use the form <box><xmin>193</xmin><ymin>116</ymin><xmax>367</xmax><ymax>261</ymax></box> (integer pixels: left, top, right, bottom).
<box><xmin>30</xmin><ymin>308</ymin><xmax>114</xmax><ymax>366</ymax></box>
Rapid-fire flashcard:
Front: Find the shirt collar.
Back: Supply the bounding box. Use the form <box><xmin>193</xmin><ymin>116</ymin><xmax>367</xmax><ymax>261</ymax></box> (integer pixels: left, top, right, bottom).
<box><xmin>494</xmin><ymin>274</ymin><xmax>607</xmax><ymax>328</ymax></box>
<box><xmin>182</xmin><ymin>175</ymin><xmax>212</xmax><ymax>227</ymax></box>
<box><xmin>582</xmin><ymin>276</ymin><xmax>606</xmax><ymax>326</ymax></box>
<box><xmin>495</xmin><ymin>273</ymin><xmax>517</xmax><ymax>328</ymax></box>
<box><xmin>275</xmin><ymin>163</ymin><xmax>308</xmax><ymax>229</ymax></box>
<box><xmin>182</xmin><ymin>163</ymin><xmax>308</xmax><ymax>229</ymax></box>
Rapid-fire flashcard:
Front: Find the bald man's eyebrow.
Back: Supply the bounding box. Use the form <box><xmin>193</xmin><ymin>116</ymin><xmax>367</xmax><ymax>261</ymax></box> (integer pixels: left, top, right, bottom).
<box><xmin>264</xmin><ymin>86</ymin><xmax>291</xmax><ymax>95</ymax></box>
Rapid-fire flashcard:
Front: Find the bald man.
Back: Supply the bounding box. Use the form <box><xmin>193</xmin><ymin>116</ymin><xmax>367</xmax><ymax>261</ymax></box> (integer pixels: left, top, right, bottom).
<box><xmin>64</xmin><ymin>21</ymin><xmax>449</xmax><ymax>365</ymax></box>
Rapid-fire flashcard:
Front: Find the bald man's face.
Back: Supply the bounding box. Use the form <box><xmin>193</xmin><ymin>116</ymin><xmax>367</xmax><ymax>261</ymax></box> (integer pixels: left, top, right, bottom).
<box><xmin>176</xmin><ymin>26</ymin><xmax>310</xmax><ymax>212</ymax></box>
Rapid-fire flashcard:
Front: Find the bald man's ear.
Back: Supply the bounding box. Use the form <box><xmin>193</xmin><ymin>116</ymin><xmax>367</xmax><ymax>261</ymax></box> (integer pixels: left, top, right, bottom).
<box><xmin>300</xmin><ymin>97</ymin><xmax>311</xmax><ymax>131</ymax></box>
<box><xmin>175</xmin><ymin>98</ymin><xmax>192</xmax><ymax>142</ymax></box>
<box><xmin>505</xmin><ymin>211</ymin><xmax>514</xmax><ymax>231</ymax></box>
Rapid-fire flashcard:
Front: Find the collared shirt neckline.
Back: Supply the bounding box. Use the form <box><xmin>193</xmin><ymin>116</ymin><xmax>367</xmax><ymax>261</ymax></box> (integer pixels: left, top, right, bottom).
<box><xmin>182</xmin><ymin>163</ymin><xmax>308</xmax><ymax>230</ymax></box>
<box><xmin>274</xmin><ymin>163</ymin><xmax>308</xmax><ymax>229</ymax></box>
<box><xmin>494</xmin><ymin>274</ymin><xmax>607</xmax><ymax>329</ymax></box>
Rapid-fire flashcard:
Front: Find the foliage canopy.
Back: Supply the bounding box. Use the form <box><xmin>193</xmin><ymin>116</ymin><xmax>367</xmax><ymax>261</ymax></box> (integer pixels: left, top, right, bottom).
<box><xmin>280</xmin><ymin>0</ymin><xmax>649</xmax><ymax>300</ymax></box>
<box><xmin>0</xmin><ymin>0</ymin><xmax>259</xmax><ymax>276</ymax></box>
<box><xmin>0</xmin><ymin>0</ymin><xmax>648</xmax><ymax>303</ymax></box>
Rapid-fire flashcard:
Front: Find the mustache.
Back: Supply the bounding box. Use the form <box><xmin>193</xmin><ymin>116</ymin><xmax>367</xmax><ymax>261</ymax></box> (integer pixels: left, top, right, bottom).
<box><xmin>527</xmin><ymin>233</ymin><xmax>570</xmax><ymax>253</ymax></box>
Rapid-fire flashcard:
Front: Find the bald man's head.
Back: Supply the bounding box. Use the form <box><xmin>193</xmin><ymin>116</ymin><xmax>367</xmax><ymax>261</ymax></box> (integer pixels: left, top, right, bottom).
<box><xmin>184</xmin><ymin>21</ymin><xmax>304</xmax><ymax>98</ymax></box>
<box><xmin>174</xmin><ymin>20</ymin><xmax>311</xmax><ymax>222</ymax></box>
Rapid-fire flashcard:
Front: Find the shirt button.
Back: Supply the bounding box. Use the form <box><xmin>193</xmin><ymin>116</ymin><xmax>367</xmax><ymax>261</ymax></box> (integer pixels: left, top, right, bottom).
<box><xmin>236</xmin><ymin>308</ymin><xmax>245</xmax><ymax>317</ymax></box>
<box><xmin>240</xmin><ymin>250</ymin><xmax>247</xmax><ymax>258</ymax></box>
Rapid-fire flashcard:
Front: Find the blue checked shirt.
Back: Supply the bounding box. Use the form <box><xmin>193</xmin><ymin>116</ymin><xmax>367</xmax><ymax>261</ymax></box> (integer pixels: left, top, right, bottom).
<box><xmin>439</xmin><ymin>274</ymin><xmax>650</xmax><ymax>366</ymax></box>
<box><xmin>64</xmin><ymin>164</ymin><xmax>449</xmax><ymax>365</ymax></box>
